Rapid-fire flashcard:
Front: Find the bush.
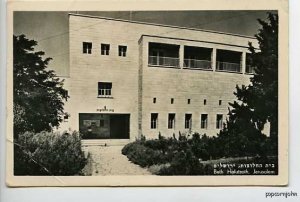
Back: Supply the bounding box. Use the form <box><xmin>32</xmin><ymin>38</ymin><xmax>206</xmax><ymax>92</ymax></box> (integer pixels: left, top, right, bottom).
<box><xmin>14</xmin><ymin>131</ymin><xmax>87</xmax><ymax>175</ymax></box>
<box><xmin>158</xmin><ymin>149</ymin><xmax>202</xmax><ymax>175</ymax></box>
<box><xmin>143</xmin><ymin>138</ymin><xmax>175</xmax><ymax>153</ymax></box>
<box><xmin>217</xmin><ymin>129</ymin><xmax>268</xmax><ymax>158</ymax></box>
<box><xmin>122</xmin><ymin>132</ymin><xmax>276</xmax><ymax>175</ymax></box>
<box><xmin>122</xmin><ymin>133</ymin><xmax>215</xmax><ymax>175</ymax></box>
<box><xmin>122</xmin><ymin>142</ymin><xmax>170</xmax><ymax>167</ymax></box>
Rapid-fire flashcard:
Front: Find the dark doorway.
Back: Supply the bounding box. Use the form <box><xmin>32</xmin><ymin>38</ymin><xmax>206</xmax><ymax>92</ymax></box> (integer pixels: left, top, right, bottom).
<box><xmin>79</xmin><ymin>113</ymin><xmax>130</xmax><ymax>139</ymax></box>
<box><xmin>110</xmin><ymin>114</ymin><xmax>130</xmax><ymax>139</ymax></box>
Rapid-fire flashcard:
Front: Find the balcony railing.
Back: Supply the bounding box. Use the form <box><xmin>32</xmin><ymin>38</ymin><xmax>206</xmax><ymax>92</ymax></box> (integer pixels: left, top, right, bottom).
<box><xmin>184</xmin><ymin>59</ymin><xmax>212</xmax><ymax>70</ymax></box>
<box><xmin>216</xmin><ymin>61</ymin><xmax>241</xmax><ymax>72</ymax></box>
<box><xmin>246</xmin><ymin>65</ymin><xmax>255</xmax><ymax>74</ymax></box>
<box><xmin>148</xmin><ymin>56</ymin><xmax>180</xmax><ymax>67</ymax></box>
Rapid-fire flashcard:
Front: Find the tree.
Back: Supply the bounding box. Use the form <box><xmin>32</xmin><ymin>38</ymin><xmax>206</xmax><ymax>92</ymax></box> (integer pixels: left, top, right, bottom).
<box><xmin>218</xmin><ymin>13</ymin><xmax>278</xmax><ymax>156</ymax></box>
<box><xmin>247</xmin><ymin>13</ymin><xmax>278</xmax><ymax>140</ymax></box>
<box><xmin>13</xmin><ymin>34</ymin><xmax>68</xmax><ymax>137</ymax></box>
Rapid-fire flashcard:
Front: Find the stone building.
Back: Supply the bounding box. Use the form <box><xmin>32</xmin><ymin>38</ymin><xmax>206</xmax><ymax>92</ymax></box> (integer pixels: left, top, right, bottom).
<box><xmin>59</xmin><ymin>13</ymin><xmax>261</xmax><ymax>144</ymax></box>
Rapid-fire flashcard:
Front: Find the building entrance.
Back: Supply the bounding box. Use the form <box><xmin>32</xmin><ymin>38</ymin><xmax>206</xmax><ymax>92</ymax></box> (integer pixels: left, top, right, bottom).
<box><xmin>79</xmin><ymin>113</ymin><xmax>130</xmax><ymax>139</ymax></box>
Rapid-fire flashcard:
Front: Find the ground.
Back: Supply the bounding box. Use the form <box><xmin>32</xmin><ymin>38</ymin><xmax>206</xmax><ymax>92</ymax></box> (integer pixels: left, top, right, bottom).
<box><xmin>83</xmin><ymin>145</ymin><xmax>151</xmax><ymax>175</ymax></box>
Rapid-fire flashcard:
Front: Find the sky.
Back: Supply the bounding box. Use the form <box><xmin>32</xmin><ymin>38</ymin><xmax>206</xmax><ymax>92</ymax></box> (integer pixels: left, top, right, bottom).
<box><xmin>13</xmin><ymin>11</ymin><xmax>274</xmax><ymax>77</ymax></box>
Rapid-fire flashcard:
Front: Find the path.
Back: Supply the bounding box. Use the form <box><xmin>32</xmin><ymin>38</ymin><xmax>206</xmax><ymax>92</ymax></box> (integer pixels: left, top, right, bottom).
<box><xmin>84</xmin><ymin>145</ymin><xmax>151</xmax><ymax>175</ymax></box>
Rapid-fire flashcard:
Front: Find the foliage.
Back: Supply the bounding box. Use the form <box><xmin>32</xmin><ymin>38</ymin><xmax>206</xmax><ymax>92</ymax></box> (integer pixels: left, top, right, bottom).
<box><xmin>158</xmin><ymin>149</ymin><xmax>207</xmax><ymax>175</ymax></box>
<box><xmin>122</xmin><ymin>141</ymin><xmax>171</xmax><ymax>167</ymax></box>
<box><xmin>122</xmin><ymin>132</ymin><xmax>277</xmax><ymax>175</ymax></box>
<box><xmin>188</xmin><ymin>133</ymin><xmax>218</xmax><ymax>160</ymax></box>
<box><xmin>14</xmin><ymin>131</ymin><xmax>87</xmax><ymax>176</ymax></box>
<box><xmin>247</xmin><ymin>13</ymin><xmax>278</xmax><ymax>138</ymax></box>
<box><xmin>217</xmin><ymin>110</ymin><xmax>269</xmax><ymax>157</ymax></box>
<box><xmin>218</xmin><ymin>13</ymin><xmax>278</xmax><ymax>156</ymax></box>
<box><xmin>13</xmin><ymin>35</ymin><xmax>68</xmax><ymax>137</ymax></box>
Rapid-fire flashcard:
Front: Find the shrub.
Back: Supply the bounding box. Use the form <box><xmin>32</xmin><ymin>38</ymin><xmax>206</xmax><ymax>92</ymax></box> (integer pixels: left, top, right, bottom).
<box><xmin>158</xmin><ymin>149</ymin><xmax>213</xmax><ymax>175</ymax></box>
<box><xmin>143</xmin><ymin>138</ymin><xmax>174</xmax><ymax>153</ymax></box>
<box><xmin>122</xmin><ymin>142</ymin><xmax>170</xmax><ymax>167</ymax></box>
<box><xmin>122</xmin><ymin>132</ymin><xmax>275</xmax><ymax>175</ymax></box>
<box><xmin>165</xmin><ymin>149</ymin><xmax>201</xmax><ymax>175</ymax></box>
<box><xmin>217</xmin><ymin>128</ymin><xmax>268</xmax><ymax>158</ymax></box>
<box><xmin>14</xmin><ymin>131</ymin><xmax>87</xmax><ymax>175</ymax></box>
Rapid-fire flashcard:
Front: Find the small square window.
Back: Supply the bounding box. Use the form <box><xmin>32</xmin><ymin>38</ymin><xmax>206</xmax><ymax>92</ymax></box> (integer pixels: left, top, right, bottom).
<box><xmin>83</xmin><ymin>42</ymin><xmax>92</xmax><ymax>54</ymax></box>
<box><xmin>187</xmin><ymin>99</ymin><xmax>191</xmax><ymax>104</ymax></box>
<box><xmin>153</xmin><ymin>97</ymin><xmax>156</xmax><ymax>103</ymax></box>
<box><xmin>204</xmin><ymin>99</ymin><xmax>207</xmax><ymax>105</ymax></box>
<box><xmin>98</xmin><ymin>82</ymin><xmax>112</xmax><ymax>97</ymax></box>
<box><xmin>171</xmin><ymin>98</ymin><xmax>174</xmax><ymax>104</ymax></box>
<box><xmin>219</xmin><ymin>100</ymin><xmax>222</xmax><ymax>105</ymax></box>
<box><xmin>119</xmin><ymin>45</ymin><xmax>127</xmax><ymax>57</ymax></box>
<box><xmin>101</xmin><ymin>44</ymin><xmax>110</xmax><ymax>55</ymax></box>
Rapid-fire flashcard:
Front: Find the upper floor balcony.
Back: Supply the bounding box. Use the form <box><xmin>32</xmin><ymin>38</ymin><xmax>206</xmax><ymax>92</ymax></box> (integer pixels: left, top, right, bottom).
<box><xmin>146</xmin><ymin>41</ymin><xmax>253</xmax><ymax>74</ymax></box>
<box><xmin>184</xmin><ymin>59</ymin><xmax>212</xmax><ymax>70</ymax></box>
<box><xmin>183</xmin><ymin>46</ymin><xmax>212</xmax><ymax>70</ymax></box>
<box><xmin>148</xmin><ymin>56</ymin><xmax>179</xmax><ymax>67</ymax></box>
<box><xmin>148</xmin><ymin>43</ymin><xmax>180</xmax><ymax>68</ymax></box>
<box><xmin>216</xmin><ymin>49</ymin><xmax>242</xmax><ymax>73</ymax></box>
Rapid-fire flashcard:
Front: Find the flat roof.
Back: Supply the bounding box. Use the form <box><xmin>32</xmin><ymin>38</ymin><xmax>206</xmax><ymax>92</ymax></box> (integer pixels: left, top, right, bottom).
<box><xmin>68</xmin><ymin>13</ymin><xmax>256</xmax><ymax>39</ymax></box>
<box><xmin>139</xmin><ymin>34</ymin><xmax>256</xmax><ymax>49</ymax></box>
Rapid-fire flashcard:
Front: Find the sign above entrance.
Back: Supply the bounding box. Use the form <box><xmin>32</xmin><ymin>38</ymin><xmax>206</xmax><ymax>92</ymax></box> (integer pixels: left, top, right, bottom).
<box><xmin>96</xmin><ymin>106</ymin><xmax>114</xmax><ymax>112</ymax></box>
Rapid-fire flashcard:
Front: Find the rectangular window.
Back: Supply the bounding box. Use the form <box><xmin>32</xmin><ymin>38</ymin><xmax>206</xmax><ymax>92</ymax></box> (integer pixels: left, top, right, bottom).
<box><xmin>201</xmin><ymin>114</ymin><xmax>208</xmax><ymax>129</ymax></box>
<box><xmin>187</xmin><ymin>99</ymin><xmax>191</xmax><ymax>104</ymax></box>
<box><xmin>98</xmin><ymin>82</ymin><xmax>112</xmax><ymax>97</ymax></box>
<box><xmin>171</xmin><ymin>98</ymin><xmax>174</xmax><ymax>104</ymax></box>
<box><xmin>216</xmin><ymin>114</ymin><xmax>223</xmax><ymax>129</ymax></box>
<box><xmin>153</xmin><ymin>97</ymin><xmax>156</xmax><ymax>103</ymax></box>
<box><xmin>219</xmin><ymin>100</ymin><xmax>222</xmax><ymax>105</ymax></box>
<box><xmin>204</xmin><ymin>99</ymin><xmax>207</xmax><ymax>105</ymax></box>
<box><xmin>151</xmin><ymin>113</ymin><xmax>158</xmax><ymax>129</ymax></box>
<box><xmin>185</xmin><ymin>114</ymin><xmax>192</xmax><ymax>129</ymax></box>
<box><xmin>101</xmin><ymin>44</ymin><xmax>110</xmax><ymax>55</ymax></box>
<box><xmin>119</xmin><ymin>45</ymin><xmax>127</xmax><ymax>57</ymax></box>
<box><xmin>83</xmin><ymin>42</ymin><xmax>92</xmax><ymax>54</ymax></box>
<box><xmin>168</xmin><ymin>113</ymin><xmax>175</xmax><ymax>129</ymax></box>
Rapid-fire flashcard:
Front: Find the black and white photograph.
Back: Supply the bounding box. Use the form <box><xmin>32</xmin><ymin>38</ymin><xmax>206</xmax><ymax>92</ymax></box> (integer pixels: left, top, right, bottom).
<box><xmin>5</xmin><ymin>0</ymin><xmax>288</xmax><ymax>187</ymax></box>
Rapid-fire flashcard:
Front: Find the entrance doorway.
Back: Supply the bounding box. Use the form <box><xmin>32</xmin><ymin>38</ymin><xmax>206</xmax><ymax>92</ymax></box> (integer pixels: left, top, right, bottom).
<box><xmin>79</xmin><ymin>113</ymin><xmax>130</xmax><ymax>139</ymax></box>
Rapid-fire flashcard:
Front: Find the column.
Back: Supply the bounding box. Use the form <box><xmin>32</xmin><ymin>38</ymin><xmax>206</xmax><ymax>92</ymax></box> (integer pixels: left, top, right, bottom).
<box><xmin>211</xmin><ymin>48</ymin><xmax>217</xmax><ymax>71</ymax></box>
<box><xmin>241</xmin><ymin>51</ymin><xmax>246</xmax><ymax>74</ymax></box>
<box><xmin>179</xmin><ymin>44</ymin><xmax>184</xmax><ymax>69</ymax></box>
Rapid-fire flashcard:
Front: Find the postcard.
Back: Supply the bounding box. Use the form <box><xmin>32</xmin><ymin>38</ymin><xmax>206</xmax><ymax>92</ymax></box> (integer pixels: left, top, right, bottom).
<box><xmin>6</xmin><ymin>0</ymin><xmax>288</xmax><ymax>186</ymax></box>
